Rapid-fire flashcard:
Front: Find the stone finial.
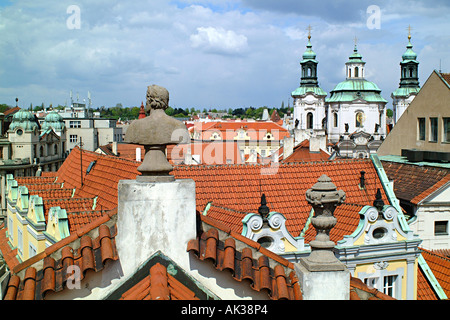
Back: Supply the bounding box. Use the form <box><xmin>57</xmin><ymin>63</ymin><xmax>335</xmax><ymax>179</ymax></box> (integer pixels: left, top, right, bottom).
<box><xmin>258</xmin><ymin>193</ymin><xmax>270</xmax><ymax>222</ymax></box>
<box><xmin>373</xmin><ymin>188</ymin><xmax>385</xmax><ymax>212</ymax></box>
<box><xmin>124</xmin><ymin>85</ymin><xmax>190</xmax><ymax>182</ymax></box>
<box><xmin>301</xmin><ymin>174</ymin><xmax>346</xmax><ymax>271</ymax></box>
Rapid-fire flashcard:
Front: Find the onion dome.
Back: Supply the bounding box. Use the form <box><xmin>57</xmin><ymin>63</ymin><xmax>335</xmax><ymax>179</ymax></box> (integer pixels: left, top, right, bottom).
<box><xmin>42</xmin><ymin>111</ymin><xmax>66</xmax><ymax>132</ymax></box>
<box><xmin>8</xmin><ymin>109</ymin><xmax>39</xmax><ymax>131</ymax></box>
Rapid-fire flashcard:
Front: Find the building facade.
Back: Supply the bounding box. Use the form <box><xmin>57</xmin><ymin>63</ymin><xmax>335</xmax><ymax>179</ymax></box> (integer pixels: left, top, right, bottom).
<box><xmin>291</xmin><ymin>35</ymin><xmax>388</xmax><ymax>158</ymax></box>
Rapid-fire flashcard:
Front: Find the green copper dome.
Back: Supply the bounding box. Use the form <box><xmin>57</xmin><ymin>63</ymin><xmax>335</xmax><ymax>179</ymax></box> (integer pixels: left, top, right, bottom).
<box><xmin>326</xmin><ymin>79</ymin><xmax>387</xmax><ymax>103</ymax></box>
<box><xmin>42</xmin><ymin>111</ymin><xmax>66</xmax><ymax>132</ymax></box>
<box><xmin>301</xmin><ymin>38</ymin><xmax>317</xmax><ymax>62</ymax></box>
<box><xmin>347</xmin><ymin>45</ymin><xmax>365</xmax><ymax>64</ymax></box>
<box><xmin>402</xmin><ymin>39</ymin><xmax>418</xmax><ymax>62</ymax></box>
<box><xmin>8</xmin><ymin>109</ymin><xmax>39</xmax><ymax>131</ymax></box>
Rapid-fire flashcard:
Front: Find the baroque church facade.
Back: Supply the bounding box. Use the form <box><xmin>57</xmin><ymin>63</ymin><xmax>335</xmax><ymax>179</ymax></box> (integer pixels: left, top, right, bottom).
<box><xmin>292</xmin><ymin>32</ymin><xmax>420</xmax><ymax>159</ymax></box>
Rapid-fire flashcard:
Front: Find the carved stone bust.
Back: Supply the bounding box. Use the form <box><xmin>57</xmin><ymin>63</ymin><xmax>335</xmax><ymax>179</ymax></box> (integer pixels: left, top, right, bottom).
<box><xmin>125</xmin><ymin>85</ymin><xmax>190</xmax><ymax>182</ymax></box>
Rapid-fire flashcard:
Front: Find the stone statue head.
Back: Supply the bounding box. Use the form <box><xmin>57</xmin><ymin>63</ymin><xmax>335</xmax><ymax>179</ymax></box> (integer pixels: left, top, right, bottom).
<box><xmin>146</xmin><ymin>85</ymin><xmax>169</xmax><ymax>111</ymax></box>
<box><xmin>124</xmin><ymin>84</ymin><xmax>190</xmax><ymax>182</ymax></box>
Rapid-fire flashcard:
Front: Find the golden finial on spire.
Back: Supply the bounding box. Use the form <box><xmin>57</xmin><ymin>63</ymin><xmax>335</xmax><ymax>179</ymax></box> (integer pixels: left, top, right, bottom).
<box><xmin>407</xmin><ymin>25</ymin><xmax>412</xmax><ymax>40</ymax></box>
<box><xmin>307</xmin><ymin>24</ymin><xmax>312</xmax><ymax>40</ymax></box>
<box><xmin>354</xmin><ymin>36</ymin><xmax>358</xmax><ymax>46</ymax></box>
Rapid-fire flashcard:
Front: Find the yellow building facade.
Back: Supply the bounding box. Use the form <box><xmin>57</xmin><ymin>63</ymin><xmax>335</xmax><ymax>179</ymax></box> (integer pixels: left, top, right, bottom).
<box><xmin>5</xmin><ymin>174</ymin><xmax>70</xmax><ymax>263</ymax></box>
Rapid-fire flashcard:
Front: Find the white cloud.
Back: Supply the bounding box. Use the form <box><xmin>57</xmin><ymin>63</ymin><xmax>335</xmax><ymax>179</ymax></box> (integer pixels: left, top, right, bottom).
<box><xmin>190</xmin><ymin>26</ymin><xmax>249</xmax><ymax>55</ymax></box>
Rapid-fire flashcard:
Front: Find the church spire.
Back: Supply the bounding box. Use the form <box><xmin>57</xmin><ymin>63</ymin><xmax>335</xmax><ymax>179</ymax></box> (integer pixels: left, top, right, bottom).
<box><xmin>399</xmin><ymin>26</ymin><xmax>420</xmax><ymax>88</ymax></box>
<box><xmin>300</xmin><ymin>25</ymin><xmax>319</xmax><ymax>87</ymax></box>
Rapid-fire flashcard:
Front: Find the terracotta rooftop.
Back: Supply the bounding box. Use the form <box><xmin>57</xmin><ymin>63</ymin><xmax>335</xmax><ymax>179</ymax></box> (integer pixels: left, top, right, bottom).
<box><xmin>55</xmin><ymin>147</ymin><xmax>141</xmax><ymax>211</ymax></box>
<box><xmin>4</xmin><ymin>211</ymin><xmax>118</xmax><ymax>300</ymax></box>
<box><xmin>172</xmin><ymin>159</ymin><xmax>389</xmax><ymax>239</ymax></box>
<box><xmin>1</xmin><ymin>148</ymin><xmax>441</xmax><ymax>300</ymax></box>
<box><xmin>420</xmin><ymin>248</ymin><xmax>450</xmax><ymax>299</ymax></box>
<box><xmin>3</xmin><ymin>204</ymin><xmax>392</xmax><ymax>300</ymax></box>
<box><xmin>281</xmin><ymin>139</ymin><xmax>330</xmax><ymax>162</ymax></box>
<box><xmin>189</xmin><ymin>214</ymin><xmax>302</xmax><ymax>300</ymax></box>
<box><xmin>0</xmin><ymin>225</ymin><xmax>20</xmax><ymax>270</ymax></box>
<box><xmin>381</xmin><ymin>161</ymin><xmax>450</xmax><ymax>203</ymax></box>
<box><xmin>191</xmin><ymin>121</ymin><xmax>291</xmax><ymax>141</ymax></box>
<box><xmin>119</xmin><ymin>263</ymin><xmax>199</xmax><ymax>300</ymax></box>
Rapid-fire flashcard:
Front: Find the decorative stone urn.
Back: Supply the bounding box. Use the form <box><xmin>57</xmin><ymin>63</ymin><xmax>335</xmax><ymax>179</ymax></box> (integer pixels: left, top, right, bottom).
<box><xmin>125</xmin><ymin>85</ymin><xmax>190</xmax><ymax>182</ymax></box>
<box><xmin>301</xmin><ymin>174</ymin><xmax>346</xmax><ymax>271</ymax></box>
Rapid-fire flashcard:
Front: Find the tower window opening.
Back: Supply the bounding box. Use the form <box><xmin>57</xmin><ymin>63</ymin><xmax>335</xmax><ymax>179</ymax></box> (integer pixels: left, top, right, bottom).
<box><xmin>355</xmin><ymin>67</ymin><xmax>359</xmax><ymax>77</ymax></box>
<box><xmin>307</xmin><ymin>112</ymin><xmax>314</xmax><ymax>130</ymax></box>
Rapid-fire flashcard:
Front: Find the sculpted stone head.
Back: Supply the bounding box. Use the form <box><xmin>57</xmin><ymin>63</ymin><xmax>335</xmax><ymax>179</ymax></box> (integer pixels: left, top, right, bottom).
<box><xmin>124</xmin><ymin>85</ymin><xmax>190</xmax><ymax>182</ymax></box>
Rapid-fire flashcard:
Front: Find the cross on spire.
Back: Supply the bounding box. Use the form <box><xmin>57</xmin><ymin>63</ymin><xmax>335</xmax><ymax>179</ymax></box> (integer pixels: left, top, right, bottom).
<box><xmin>407</xmin><ymin>25</ymin><xmax>412</xmax><ymax>40</ymax></box>
<box><xmin>307</xmin><ymin>24</ymin><xmax>312</xmax><ymax>39</ymax></box>
<box><xmin>354</xmin><ymin>36</ymin><xmax>358</xmax><ymax>47</ymax></box>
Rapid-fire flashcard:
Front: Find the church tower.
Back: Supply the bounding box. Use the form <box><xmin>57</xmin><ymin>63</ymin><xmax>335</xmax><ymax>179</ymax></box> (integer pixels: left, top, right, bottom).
<box><xmin>291</xmin><ymin>27</ymin><xmax>327</xmax><ymax>143</ymax></box>
<box><xmin>392</xmin><ymin>28</ymin><xmax>420</xmax><ymax>124</ymax></box>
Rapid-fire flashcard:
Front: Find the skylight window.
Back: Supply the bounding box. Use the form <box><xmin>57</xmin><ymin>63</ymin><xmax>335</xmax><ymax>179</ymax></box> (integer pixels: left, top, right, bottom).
<box><xmin>86</xmin><ymin>161</ymin><xmax>97</xmax><ymax>175</ymax></box>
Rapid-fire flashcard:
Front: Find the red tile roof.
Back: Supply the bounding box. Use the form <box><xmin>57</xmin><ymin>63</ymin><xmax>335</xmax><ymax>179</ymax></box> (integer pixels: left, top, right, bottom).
<box><xmin>173</xmin><ymin>159</ymin><xmax>389</xmax><ymax>240</ymax></box>
<box><xmin>3</xmin><ymin>183</ymin><xmax>392</xmax><ymax>301</ymax></box>
<box><xmin>120</xmin><ymin>263</ymin><xmax>199</xmax><ymax>300</ymax></box>
<box><xmin>42</xmin><ymin>197</ymin><xmax>96</xmax><ymax>215</ymax></box>
<box><xmin>381</xmin><ymin>161</ymin><xmax>450</xmax><ymax>203</ymax></box>
<box><xmin>191</xmin><ymin>121</ymin><xmax>291</xmax><ymax>141</ymax></box>
<box><xmin>349</xmin><ymin>277</ymin><xmax>396</xmax><ymax>300</ymax></box>
<box><xmin>411</xmin><ymin>174</ymin><xmax>450</xmax><ymax>205</ymax></box>
<box><xmin>188</xmin><ymin>215</ymin><xmax>302</xmax><ymax>300</ymax></box>
<box><xmin>0</xmin><ymin>225</ymin><xmax>20</xmax><ymax>270</ymax></box>
<box><xmin>168</xmin><ymin>141</ymin><xmax>244</xmax><ymax>165</ymax></box>
<box><xmin>282</xmin><ymin>139</ymin><xmax>330</xmax><ymax>162</ymax></box>
<box><xmin>15</xmin><ymin>176</ymin><xmax>57</xmax><ymax>185</ymax></box>
<box><xmin>420</xmin><ymin>248</ymin><xmax>450</xmax><ymax>299</ymax></box>
<box><xmin>3</xmin><ymin>106</ymin><xmax>21</xmax><ymax>117</ymax></box>
<box><xmin>55</xmin><ymin>147</ymin><xmax>141</xmax><ymax>211</ymax></box>
<box><xmin>417</xmin><ymin>265</ymin><xmax>439</xmax><ymax>300</ymax></box>
<box><xmin>4</xmin><ymin>211</ymin><xmax>118</xmax><ymax>300</ymax></box>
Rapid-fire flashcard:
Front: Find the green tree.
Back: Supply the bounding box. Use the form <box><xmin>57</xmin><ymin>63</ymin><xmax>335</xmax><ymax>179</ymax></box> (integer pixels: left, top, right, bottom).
<box><xmin>0</xmin><ymin>104</ymin><xmax>10</xmax><ymax>113</ymax></box>
<box><xmin>386</xmin><ymin>109</ymin><xmax>394</xmax><ymax>118</ymax></box>
<box><xmin>165</xmin><ymin>107</ymin><xmax>174</xmax><ymax>116</ymax></box>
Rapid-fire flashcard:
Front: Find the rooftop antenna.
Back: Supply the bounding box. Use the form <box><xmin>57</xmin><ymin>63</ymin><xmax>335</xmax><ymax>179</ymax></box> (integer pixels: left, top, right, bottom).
<box><xmin>15</xmin><ymin>97</ymin><xmax>18</xmax><ymax>107</ymax></box>
<box><xmin>439</xmin><ymin>59</ymin><xmax>442</xmax><ymax>73</ymax></box>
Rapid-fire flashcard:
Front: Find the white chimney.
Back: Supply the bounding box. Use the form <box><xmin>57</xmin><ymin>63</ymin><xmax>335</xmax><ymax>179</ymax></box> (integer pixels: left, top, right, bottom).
<box><xmin>310</xmin><ymin>134</ymin><xmax>326</xmax><ymax>153</ymax></box>
<box><xmin>112</xmin><ymin>141</ymin><xmax>118</xmax><ymax>155</ymax></box>
<box><xmin>283</xmin><ymin>137</ymin><xmax>294</xmax><ymax>160</ymax></box>
<box><xmin>136</xmin><ymin>147</ymin><xmax>141</xmax><ymax>162</ymax></box>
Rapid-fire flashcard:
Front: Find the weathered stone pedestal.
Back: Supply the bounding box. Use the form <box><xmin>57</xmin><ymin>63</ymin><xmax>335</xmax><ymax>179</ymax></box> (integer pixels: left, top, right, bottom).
<box><xmin>295</xmin><ymin>263</ymin><xmax>350</xmax><ymax>300</ymax></box>
<box><xmin>116</xmin><ymin>179</ymin><xmax>196</xmax><ymax>277</ymax></box>
<box><xmin>295</xmin><ymin>174</ymin><xmax>350</xmax><ymax>300</ymax></box>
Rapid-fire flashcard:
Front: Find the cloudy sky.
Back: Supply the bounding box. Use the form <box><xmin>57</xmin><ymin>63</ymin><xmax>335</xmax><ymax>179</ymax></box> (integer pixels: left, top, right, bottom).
<box><xmin>0</xmin><ymin>0</ymin><xmax>449</xmax><ymax>110</ymax></box>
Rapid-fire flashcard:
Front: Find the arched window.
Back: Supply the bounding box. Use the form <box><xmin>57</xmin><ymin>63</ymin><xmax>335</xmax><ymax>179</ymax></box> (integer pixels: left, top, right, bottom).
<box><xmin>307</xmin><ymin>112</ymin><xmax>314</xmax><ymax>129</ymax></box>
<box><xmin>348</xmin><ymin>69</ymin><xmax>352</xmax><ymax>78</ymax></box>
<box><xmin>409</xmin><ymin>68</ymin><xmax>413</xmax><ymax>77</ymax></box>
<box><xmin>333</xmin><ymin>113</ymin><xmax>338</xmax><ymax>127</ymax></box>
<box><xmin>308</xmin><ymin>68</ymin><xmax>312</xmax><ymax>77</ymax></box>
<box><xmin>40</xmin><ymin>145</ymin><xmax>44</xmax><ymax>157</ymax></box>
<box><xmin>355</xmin><ymin>67</ymin><xmax>359</xmax><ymax>77</ymax></box>
<box><xmin>54</xmin><ymin>144</ymin><xmax>58</xmax><ymax>155</ymax></box>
